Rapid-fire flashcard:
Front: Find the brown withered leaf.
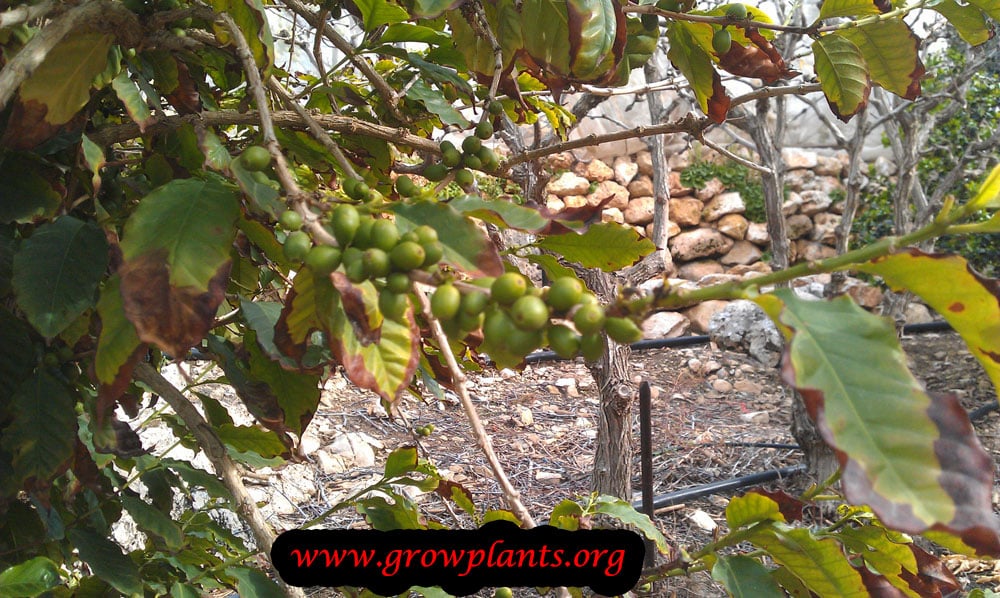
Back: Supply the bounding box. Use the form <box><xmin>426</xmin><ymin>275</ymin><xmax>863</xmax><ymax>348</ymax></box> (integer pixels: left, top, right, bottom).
<box><xmin>718</xmin><ymin>29</ymin><xmax>797</xmax><ymax>83</ymax></box>
<box><xmin>856</xmin><ymin>567</ymin><xmax>907</xmax><ymax>597</ymax></box>
<box><xmin>164</xmin><ymin>60</ymin><xmax>202</xmax><ymax>115</ymax></box>
<box><xmin>746</xmin><ymin>487</ymin><xmax>805</xmax><ymax>522</ymax></box>
<box><xmin>1</xmin><ymin>100</ymin><xmax>88</xmax><ymax>151</ymax></box>
<box><xmin>119</xmin><ymin>250</ymin><xmax>230</xmax><ymax>359</ymax></box>
<box><xmin>706</xmin><ymin>74</ymin><xmax>732</xmax><ymax>124</ymax></box>
<box><xmin>899</xmin><ymin>544</ymin><xmax>961</xmax><ymax>596</ymax></box>
<box><xmin>95</xmin><ymin>342</ymin><xmax>148</xmax><ymax>426</ymax></box>
<box><xmin>71</xmin><ymin>437</ymin><xmax>102</xmax><ymax>493</ymax></box>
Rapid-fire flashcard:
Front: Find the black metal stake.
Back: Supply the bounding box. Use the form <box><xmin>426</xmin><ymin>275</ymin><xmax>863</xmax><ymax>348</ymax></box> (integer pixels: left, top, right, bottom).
<box><xmin>639</xmin><ymin>381</ymin><xmax>655</xmax><ymax>568</ymax></box>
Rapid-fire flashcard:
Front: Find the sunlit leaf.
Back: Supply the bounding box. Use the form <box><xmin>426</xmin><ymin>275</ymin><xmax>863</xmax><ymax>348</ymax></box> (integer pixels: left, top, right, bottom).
<box><xmin>593</xmin><ymin>495</ymin><xmax>671</xmax><ymax>553</ymax></box>
<box><xmin>19</xmin><ymin>33</ymin><xmax>112</xmax><ymax>125</ymax></box>
<box><xmin>749</xmin><ymin>526</ymin><xmax>867</xmax><ymax>597</ymax></box>
<box><xmin>534</xmin><ymin>222</ymin><xmax>655</xmax><ymax>271</ymax></box>
<box><xmin>211</xmin><ymin>0</ymin><xmax>273</xmax><ymax>71</ymax></box>
<box><xmin>0</xmin><ymin>557</ymin><xmax>60</xmax><ymax>598</ymax></box>
<box><xmin>112</xmin><ymin>72</ymin><xmax>154</xmax><ymax>132</ymax></box>
<box><xmin>391</xmin><ymin>201</ymin><xmax>504</xmax><ymax>276</ymax></box>
<box><xmin>839</xmin><ymin>20</ymin><xmax>924</xmax><ymax>100</ymax></box>
<box><xmin>725</xmin><ymin>492</ymin><xmax>784</xmax><ymax>528</ymax></box>
<box><xmin>405</xmin><ymin>80</ymin><xmax>469</xmax><ymax>127</ymax></box>
<box><xmin>667</xmin><ymin>21</ymin><xmax>730</xmax><ymax>123</ymax></box>
<box><xmin>967</xmin><ymin>163</ymin><xmax>1000</xmax><ymax>210</ymax></box>
<box><xmin>931</xmin><ymin>0</ymin><xmax>994</xmax><ymax>46</ymax></box>
<box><xmin>817</xmin><ymin>0</ymin><xmax>880</xmax><ymax>20</ymax></box>
<box><xmin>756</xmin><ymin>289</ymin><xmax>1000</xmax><ymax>555</ymax></box>
<box><xmin>812</xmin><ymin>34</ymin><xmax>870</xmax><ymax>122</ymax></box>
<box><xmin>352</xmin><ymin>0</ymin><xmax>409</xmax><ymax>30</ymax></box>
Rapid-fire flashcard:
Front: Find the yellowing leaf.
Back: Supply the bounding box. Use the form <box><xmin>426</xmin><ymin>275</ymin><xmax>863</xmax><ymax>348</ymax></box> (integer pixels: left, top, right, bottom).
<box><xmin>932</xmin><ymin>0</ymin><xmax>995</xmax><ymax>46</ymax></box>
<box><xmin>817</xmin><ymin>0</ymin><xmax>881</xmax><ymax>20</ymax></box>
<box><xmin>19</xmin><ymin>33</ymin><xmax>112</xmax><ymax>125</ymax></box>
<box><xmin>749</xmin><ymin>526</ymin><xmax>868</xmax><ymax>597</ymax></box>
<box><xmin>112</xmin><ymin>73</ymin><xmax>154</xmax><ymax>132</ymax></box>
<box><xmin>968</xmin><ymin>163</ymin><xmax>1000</xmax><ymax>210</ymax></box>
<box><xmin>839</xmin><ymin>20</ymin><xmax>924</xmax><ymax>100</ymax></box>
<box><xmin>812</xmin><ymin>34</ymin><xmax>871</xmax><ymax>122</ymax></box>
<box><xmin>667</xmin><ymin>21</ymin><xmax>730</xmax><ymax>122</ymax></box>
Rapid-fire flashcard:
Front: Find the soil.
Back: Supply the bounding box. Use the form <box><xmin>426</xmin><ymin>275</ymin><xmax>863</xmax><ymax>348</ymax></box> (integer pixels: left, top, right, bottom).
<box><xmin>258</xmin><ymin>329</ymin><xmax>1000</xmax><ymax>597</ymax></box>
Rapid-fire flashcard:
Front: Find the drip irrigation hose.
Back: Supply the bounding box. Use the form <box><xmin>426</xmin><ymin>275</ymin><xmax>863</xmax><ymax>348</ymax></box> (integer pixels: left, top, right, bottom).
<box><xmin>632</xmin><ymin>464</ymin><xmax>808</xmax><ymax>512</ymax></box>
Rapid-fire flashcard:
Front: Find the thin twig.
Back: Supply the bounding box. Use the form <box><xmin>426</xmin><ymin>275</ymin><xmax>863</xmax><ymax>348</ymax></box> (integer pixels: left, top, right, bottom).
<box><xmin>280</xmin><ymin>0</ymin><xmax>407</xmax><ymax>123</ymax></box>
<box><xmin>412</xmin><ymin>286</ymin><xmax>537</xmax><ymax>528</ymax></box>
<box><xmin>699</xmin><ymin>132</ymin><xmax>773</xmax><ymax>175</ymax></box>
<box><xmin>133</xmin><ymin>364</ymin><xmax>306</xmax><ymax>598</ymax></box>
<box><xmin>0</xmin><ymin>0</ymin><xmax>56</xmax><ymax>29</ymax></box>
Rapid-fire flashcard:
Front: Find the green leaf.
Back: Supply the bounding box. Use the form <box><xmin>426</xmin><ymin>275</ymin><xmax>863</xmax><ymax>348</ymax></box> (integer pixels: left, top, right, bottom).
<box><xmin>857</xmin><ymin>249</ymin><xmax>1000</xmax><ymax>420</ymax></box>
<box><xmin>391</xmin><ymin>201</ymin><xmax>504</xmax><ymax>276</ymax></box>
<box><xmin>0</xmin><ymin>154</ymin><xmax>61</xmax><ymax>224</ymax></box>
<box><xmin>12</xmin><ymin>216</ymin><xmax>108</xmax><ymax>338</ymax></box>
<box><xmin>405</xmin><ymin>80</ymin><xmax>469</xmax><ymax>127</ymax></box>
<box><xmin>967</xmin><ymin>0</ymin><xmax>1000</xmax><ymax>21</ymax></box>
<box><xmin>0</xmin><ymin>308</ymin><xmax>37</xmax><ymax>404</ymax></box>
<box><xmin>226</xmin><ymin>567</ymin><xmax>283</xmax><ymax>598</ymax></box>
<box><xmin>121</xmin><ymin>178</ymin><xmax>240</xmax><ymax>290</ymax></box>
<box><xmin>667</xmin><ymin>22</ymin><xmax>729</xmax><ymax>122</ymax></box>
<box><xmin>549</xmin><ymin>499</ymin><xmax>584</xmax><ymax>530</ymax></box>
<box><xmin>725</xmin><ymin>492</ymin><xmax>783</xmax><ymax>528</ymax></box>
<box><xmin>755</xmin><ymin>289</ymin><xmax>999</xmax><ymax>554</ymax></box>
<box><xmin>121</xmin><ymin>495</ymin><xmax>184</xmax><ymax>550</ymax></box>
<box><xmin>519</xmin><ymin>0</ymin><xmax>572</xmax><ymax>76</ymax></box>
<box><xmin>210</xmin><ymin>0</ymin><xmax>273</xmax><ymax>71</ymax></box>
<box><xmin>564</xmin><ymin>0</ymin><xmax>621</xmax><ymax>80</ymax></box>
<box><xmin>524</xmin><ymin>254</ymin><xmax>582</xmax><ymax>285</ymax></box>
<box><xmin>215</xmin><ymin>423</ymin><xmax>287</xmax><ymax>459</ymax></box>
<box><xmin>932</xmin><ymin>0</ymin><xmax>994</xmax><ymax>46</ymax></box>
<box><xmin>95</xmin><ymin>276</ymin><xmax>142</xmax><ymax>385</ymax></box>
<box><xmin>385</xmin><ymin>446</ymin><xmax>420</xmax><ymax>478</ymax></box>
<box><xmin>197</xmin><ymin>128</ymin><xmax>232</xmax><ymax>171</ymax></box>
<box><xmin>592</xmin><ymin>495</ymin><xmax>671</xmax><ymax>553</ymax></box>
<box><xmin>67</xmin><ymin>528</ymin><xmax>142</xmax><ymax>596</ymax></box>
<box><xmin>353</xmin><ymin>0</ymin><xmax>409</xmax><ymax>30</ymax></box>
<box><xmin>450</xmin><ymin>195</ymin><xmax>550</xmax><ymax>231</ymax></box>
<box><xmin>0</xmin><ymin>557</ymin><xmax>60</xmax><ymax>598</ymax></box>
<box><xmin>81</xmin><ymin>135</ymin><xmax>105</xmax><ymax>194</ymax></box>
<box><xmin>812</xmin><ymin>34</ymin><xmax>871</xmax><ymax>122</ymax></box>
<box><xmin>356</xmin><ymin>494</ymin><xmax>424</xmax><ymax>530</ymax></box>
<box><xmin>534</xmin><ymin>222</ymin><xmax>654</xmax><ymax>271</ymax></box>
<box><xmin>246</xmin><ymin>330</ymin><xmax>321</xmax><ymax>436</ymax></box>
<box><xmin>112</xmin><ymin>73</ymin><xmax>154</xmax><ymax>132</ymax></box>
<box><xmin>19</xmin><ymin>33</ymin><xmax>112</xmax><ymax>125</ymax></box>
<box><xmin>411</xmin><ymin>0</ymin><xmax>462</xmax><ymax>18</ymax></box>
<box><xmin>2</xmin><ymin>371</ymin><xmax>76</xmax><ymax>485</ymax></box>
<box><xmin>380</xmin><ymin>23</ymin><xmax>452</xmax><ymax>45</ymax></box>
<box><xmin>241</xmin><ymin>300</ymin><xmax>294</xmax><ymax>363</ymax></box>
<box><xmin>161</xmin><ymin>458</ymin><xmax>232</xmax><ymax>501</ymax></box>
<box><xmin>231</xmin><ymin>155</ymin><xmax>282</xmax><ymax>218</ymax></box>
<box><xmin>711</xmin><ymin>555</ymin><xmax>783</xmax><ymax>598</ymax></box>
<box><xmin>748</xmin><ymin>526</ymin><xmax>867</xmax><ymax>597</ymax></box>
<box><xmin>832</xmin><ymin>524</ymin><xmax>916</xmax><ymax>580</ymax></box>
<box><xmin>839</xmin><ymin>21</ymin><xmax>923</xmax><ymax>100</ymax></box>
<box><xmin>817</xmin><ymin>0</ymin><xmax>880</xmax><ymax>20</ymax></box>
<box><xmin>170</xmin><ymin>582</ymin><xmax>202</xmax><ymax>598</ymax></box>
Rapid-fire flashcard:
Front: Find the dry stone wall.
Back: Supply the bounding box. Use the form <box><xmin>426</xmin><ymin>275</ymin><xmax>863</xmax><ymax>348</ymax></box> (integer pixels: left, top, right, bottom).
<box><xmin>541</xmin><ymin>147</ymin><xmax>932</xmax><ymax>338</ymax></box>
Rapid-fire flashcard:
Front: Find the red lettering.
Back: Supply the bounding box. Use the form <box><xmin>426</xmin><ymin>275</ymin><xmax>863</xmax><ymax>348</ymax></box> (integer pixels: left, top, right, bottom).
<box><xmin>487</xmin><ymin>539</ymin><xmax>505</xmax><ymax>567</ymax></box>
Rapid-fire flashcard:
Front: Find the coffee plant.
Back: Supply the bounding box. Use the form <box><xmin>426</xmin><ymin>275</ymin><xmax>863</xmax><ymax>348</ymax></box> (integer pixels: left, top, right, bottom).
<box><xmin>0</xmin><ymin>0</ymin><xmax>999</xmax><ymax>595</ymax></box>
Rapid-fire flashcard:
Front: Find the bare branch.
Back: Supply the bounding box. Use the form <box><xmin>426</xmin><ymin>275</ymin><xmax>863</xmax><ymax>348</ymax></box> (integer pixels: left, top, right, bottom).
<box><xmin>412</xmin><ymin>286</ymin><xmax>537</xmax><ymax>528</ymax></box>
<box><xmin>699</xmin><ymin>132</ymin><xmax>773</xmax><ymax>175</ymax></box>
<box><xmin>134</xmin><ymin>363</ymin><xmax>306</xmax><ymax>598</ymax></box>
<box><xmin>0</xmin><ymin>0</ymin><xmax>56</xmax><ymax>29</ymax></box>
<box><xmin>281</xmin><ymin>0</ymin><xmax>407</xmax><ymax>123</ymax></box>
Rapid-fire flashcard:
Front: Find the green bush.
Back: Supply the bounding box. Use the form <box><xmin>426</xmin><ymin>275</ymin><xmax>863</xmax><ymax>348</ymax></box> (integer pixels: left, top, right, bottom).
<box><xmin>679</xmin><ymin>159</ymin><xmax>768</xmax><ymax>222</ymax></box>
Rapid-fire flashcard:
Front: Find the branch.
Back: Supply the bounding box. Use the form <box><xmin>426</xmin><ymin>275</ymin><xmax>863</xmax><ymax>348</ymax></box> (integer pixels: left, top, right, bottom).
<box><xmin>280</xmin><ymin>0</ymin><xmax>407</xmax><ymax>123</ymax></box>
<box><xmin>699</xmin><ymin>131</ymin><xmax>773</xmax><ymax>175</ymax></box>
<box><xmin>412</xmin><ymin>286</ymin><xmax>537</xmax><ymax>529</ymax></box>
<box><xmin>0</xmin><ymin>0</ymin><xmax>56</xmax><ymax>29</ymax></box>
<box><xmin>89</xmin><ymin>110</ymin><xmax>439</xmax><ymax>154</ymax></box>
<box><xmin>0</xmin><ymin>0</ymin><xmax>142</xmax><ymax>114</ymax></box>
<box><xmin>133</xmin><ymin>363</ymin><xmax>306</xmax><ymax>598</ymax></box>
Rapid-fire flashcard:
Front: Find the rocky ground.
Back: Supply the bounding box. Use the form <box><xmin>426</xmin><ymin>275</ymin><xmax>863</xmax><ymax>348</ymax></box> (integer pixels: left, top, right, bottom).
<box><xmin>156</xmin><ymin>327</ymin><xmax>999</xmax><ymax>597</ymax></box>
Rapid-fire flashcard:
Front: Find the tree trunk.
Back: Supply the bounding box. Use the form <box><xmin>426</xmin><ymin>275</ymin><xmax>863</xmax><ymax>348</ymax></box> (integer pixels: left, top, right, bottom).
<box><xmin>644</xmin><ymin>61</ymin><xmax>674</xmax><ymax>273</ymax></box>
<box><xmin>746</xmin><ymin>98</ymin><xmax>791</xmax><ymax>273</ymax></box>
<box><xmin>585</xmin><ymin>269</ymin><xmax>634</xmax><ymax>499</ymax></box>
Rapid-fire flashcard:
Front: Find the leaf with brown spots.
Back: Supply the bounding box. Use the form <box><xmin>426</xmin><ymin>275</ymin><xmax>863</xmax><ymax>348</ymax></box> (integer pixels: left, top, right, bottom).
<box><xmin>331</xmin><ymin>272</ymin><xmax>382</xmax><ymax>346</ymax></box>
<box><xmin>118</xmin><ymin>178</ymin><xmax>240</xmax><ymax>358</ymax></box>
<box><xmin>273</xmin><ymin>267</ymin><xmax>337</xmax><ymax>365</ymax></box>
<box><xmin>718</xmin><ymin>28</ymin><xmax>797</xmax><ymax>83</ymax></box>
<box><xmin>667</xmin><ymin>21</ymin><xmax>731</xmax><ymax>123</ymax></box>
<box><xmin>756</xmin><ymin>289</ymin><xmax>1000</xmax><ymax>556</ymax></box>
<box><xmin>857</xmin><ymin>249</ymin><xmax>1000</xmax><ymax>409</ymax></box>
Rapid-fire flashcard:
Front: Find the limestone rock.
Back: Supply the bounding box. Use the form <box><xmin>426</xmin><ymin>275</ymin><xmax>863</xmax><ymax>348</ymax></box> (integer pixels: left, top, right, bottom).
<box><xmin>728</xmin><ymin>262</ymin><xmax>772</xmax><ymax>277</ymax></box>
<box><xmin>720</xmin><ymin>241</ymin><xmax>762</xmax><ymax>266</ymax></box>
<box><xmin>708</xmin><ymin>300</ymin><xmax>783</xmax><ymax>367</ymax></box>
<box><xmin>782</xmin><ymin>191</ymin><xmax>803</xmax><ymax>216</ymax></box>
<box><xmin>703</xmin><ymin>192</ymin><xmax>745</xmax><ymax>222</ymax></box>
<box><xmin>684</xmin><ymin>300</ymin><xmax>731</xmax><ymax>334</ymax></box>
<box><xmin>547</xmin><ymin>152</ymin><xmax>574</xmax><ymax>170</ymax></box>
<box><xmin>546</xmin><ymin>196</ymin><xmax>565</xmax><ymax>212</ymax></box>
<box><xmin>624</xmin><ymin>196</ymin><xmax>655</xmax><ymax>225</ymax></box>
<box><xmin>782</xmin><ymin>148</ymin><xmax>818</xmax><ymax>169</ymax></box>
<box><xmin>785</xmin><ymin>214</ymin><xmax>813</xmax><ymax>239</ymax></box>
<box><xmin>547</xmin><ymin>172</ymin><xmax>590</xmax><ymax>197</ymax></box>
<box><xmin>746</xmin><ymin>222</ymin><xmax>770</xmax><ymax>246</ymax></box>
<box><xmin>806</xmin><ymin>176</ymin><xmax>843</xmax><ymax>195</ymax></box>
<box><xmin>799</xmin><ymin>190</ymin><xmax>832</xmax><ymax>216</ymax></box>
<box><xmin>613</xmin><ymin>156</ymin><xmax>638</xmax><ymax>186</ymax></box>
<box><xmin>636</xmin><ymin>151</ymin><xmax>653</xmax><ymax>176</ymax></box>
<box><xmin>602</xmin><ymin>208</ymin><xmax>624</xmax><ymax>224</ymax></box>
<box><xmin>628</xmin><ymin>175</ymin><xmax>654</xmax><ymax>197</ymax></box>
<box><xmin>669</xmin><ymin>171</ymin><xmax>694</xmax><ymax>196</ymax></box>
<box><xmin>696</xmin><ymin>177</ymin><xmax>726</xmax><ymax>201</ymax></box>
<box><xmin>670</xmin><ymin>228</ymin><xmax>734</xmax><ymax>261</ymax></box>
<box><xmin>811</xmin><ymin>212</ymin><xmax>841</xmax><ymax>244</ymax></box>
<box><xmin>642</xmin><ymin>312</ymin><xmax>690</xmax><ymax>339</ymax></box>
<box><xmin>844</xmin><ymin>280</ymin><xmax>883</xmax><ymax>309</ymax></box>
<box><xmin>716</xmin><ymin>213</ymin><xmax>749</xmax><ymax>240</ymax></box>
<box><xmin>328</xmin><ymin>432</ymin><xmax>377</xmax><ymax>468</ymax></box>
<box><xmin>784</xmin><ymin>169</ymin><xmax>815</xmax><ymax>192</ymax></box>
<box><xmin>875</xmin><ymin>155</ymin><xmax>896</xmax><ymax>177</ymax></box>
<box><xmin>563</xmin><ymin>195</ymin><xmax>588</xmax><ymax>209</ymax></box>
<box><xmin>668</xmin><ymin>152</ymin><xmax>690</xmax><ymax>170</ymax></box>
<box><xmin>905</xmin><ymin>302</ymin><xmax>934</xmax><ymax>324</ymax></box>
<box><xmin>587</xmin><ymin>180</ymin><xmax>629</xmax><ymax>209</ymax></box>
<box><xmin>583</xmin><ymin>159</ymin><xmax>614</xmax><ymax>182</ymax></box>
<box><xmin>669</xmin><ymin>197</ymin><xmax>703</xmax><ymax>227</ymax></box>
<box><xmin>795</xmin><ymin>240</ymin><xmax>836</xmax><ymax>261</ymax></box>
<box><xmin>677</xmin><ymin>260</ymin><xmax>724</xmax><ymax>281</ymax></box>
<box><xmin>815</xmin><ymin>153</ymin><xmax>845</xmax><ymax>176</ymax></box>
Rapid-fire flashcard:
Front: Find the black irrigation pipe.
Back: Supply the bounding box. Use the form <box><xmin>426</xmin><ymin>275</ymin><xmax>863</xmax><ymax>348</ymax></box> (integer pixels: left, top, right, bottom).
<box><xmin>633</xmin><ymin>464</ymin><xmax>809</xmax><ymax>512</ymax></box>
<box><xmin>525</xmin><ymin>320</ymin><xmax>955</xmax><ymax>364</ymax></box>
